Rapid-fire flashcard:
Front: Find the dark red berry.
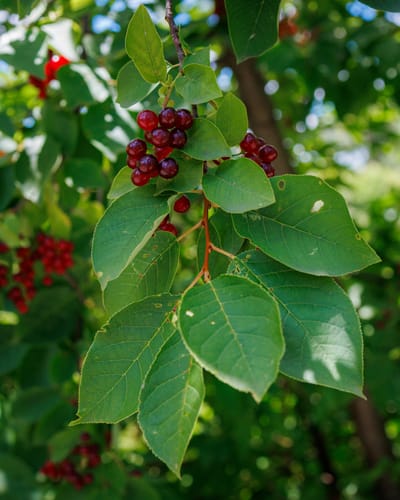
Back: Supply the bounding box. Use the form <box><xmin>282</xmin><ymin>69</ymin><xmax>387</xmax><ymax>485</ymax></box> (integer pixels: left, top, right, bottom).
<box><xmin>159</xmin><ymin>158</ymin><xmax>179</xmax><ymax>179</ymax></box>
<box><xmin>43</xmin><ymin>275</ymin><xmax>53</xmax><ymax>286</ymax></box>
<box><xmin>148</xmin><ymin>127</ymin><xmax>171</xmax><ymax>147</ymax></box>
<box><xmin>137</xmin><ymin>110</ymin><xmax>158</xmax><ymax>131</ymax></box>
<box><xmin>260</xmin><ymin>162</ymin><xmax>276</xmax><ymax>178</ymax></box>
<box><xmin>131</xmin><ymin>168</ymin><xmax>151</xmax><ymax>186</ymax></box>
<box><xmin>240</xmin><ymin>132</ymin><xmax>259</xmax><ymax>153</ymax></box>
<box><xmin>155</xmin><ymin>146</ymin><xmax>173</xmax><ymax>161</ymax></box>
<box><xmin>127</xmin><ymin>156</ymin><xmax>138</xmax><ymax>169</ymax></box>
<box><xmin>160</xmin><ymin>222</ymin><xmax>178</xmax><ymax>236</ymax></box>
<box><xmin>256</xmin><ymin>137</ymin><xmax>266</xmax><ymax>149</ymax></box>
<box><xmin>126</xmin><ymin>138</ymin><xmax>147</xmax><ymax>158</ymax></box>
<box><xmin>137</xmin><ymin>154</ymin><xmax>159</xmax><ymax>174</ymax></box>
<box><xmin>175</xmin><ymin>109</ymin><xmax>193</xmax><ymax>130</ymax></box>
<box><xmin>169</xmin><ymin>128</ymin><xmax>187</xmax><ymax>148</ymax></box>
<box><xmin>83</xmin><ymin>473</ymin><xmax>94</xmax><ymax>485</ymax></box>
<box><xmin>158</xmin><ymin>215</ymin><xmax>170</xmax><ymax>229</ymax></box>
<box><xmin>158</xmin><ymin>107</ymin><xmax>177</xmax><ymax>128</ymax></box>
<box><xmin>173</xmin><ymin>195</ymin><xmax>191</xmax><ymax>213</ymax></box>
<box><xmin>0</xmin><ymin>242</ymin><xmax>9</xmax><ymax>253</ymax></box>
<box><xmin>259</xmin><ymin>144</ymin><xmax>278</xmax><ymax>162</ymax></box>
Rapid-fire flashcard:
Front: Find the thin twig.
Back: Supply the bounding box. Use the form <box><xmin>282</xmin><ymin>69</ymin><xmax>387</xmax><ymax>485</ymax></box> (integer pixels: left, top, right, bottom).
<box><xmin>165</xmin><ymin>0</ymin><xmax>185</xmax><ymax>70</ymax></box>
<box><xmin>209</xmin><ymin>243</ymin><xmax>235</xmax><ymax>260</ymax></box>
<box><xmin>177</xmin><ymin>219</ymin><xmax>202</xmax><ymax>242</ymax></box>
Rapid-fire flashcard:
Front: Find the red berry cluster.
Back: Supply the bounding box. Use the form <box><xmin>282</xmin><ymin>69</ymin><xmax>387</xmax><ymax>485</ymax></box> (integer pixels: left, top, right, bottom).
<box><xmin>239</xmin><ymin>132</ymin><xmax>278</xmax><ymax>178</ymax></box>
<box><xmin>29</xmin><ymin>53</ymin><xmax>70</xmax><ymax>99</ymax></box>
<box><xmin>127</xmin><ymin>108</ymin><xmax>194</xmax><ymax>187</ymax></box>
<box><xmin>0</xmin><ymin>234</ymin><xmax>74</xmax><ymax>314</ymax></box>
<box><xmin>156</xmin><ymin>195</ymin><xmax>191</xmax><ymax>237</ymax></box>
<box><xmin>40</xmin><ymin>433</ymin><xmax>100</xmax><ymax>491</ymax></box>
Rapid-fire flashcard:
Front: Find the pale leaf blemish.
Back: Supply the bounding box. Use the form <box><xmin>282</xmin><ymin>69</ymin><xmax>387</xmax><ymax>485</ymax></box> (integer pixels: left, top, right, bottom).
<box><xmin>311</xmin><ymin>200</ymin><xmax>324</xmax><ymax>213</ymax></box>
<box><xmin>210</xmin><ymin>321</ymin><xmax>216</xmax><ymax>326</ymax></box>
<box><xmin>185</xmin><ymin>310</ymin><xmax>194</xmax><ymax>318</ymax></box>
<box><xmin>249</xmin><ymin>213</ymin><xmax>261</xmax><ymax>222</ymax></box>
<box><xmin>303</xmin><ymin>369</ymin><xmax>316</xmax><ymax>383</ymax></box>
<box><xmin>309</xmin><ymin>247</ymin><xmax>318</xmax><ymax>256</ymax></box>
<box><xmin>154</xmin><ymin>303</ymin><xmax>163</xmax><ymax>309</ymax></box>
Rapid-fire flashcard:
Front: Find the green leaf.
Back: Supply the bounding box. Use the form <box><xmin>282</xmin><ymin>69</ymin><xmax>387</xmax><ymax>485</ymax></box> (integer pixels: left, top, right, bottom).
<box><xmin>0</xmin><ymin>343</ymin><xmax>29</xmax><ymax>376</ymax></box>
<box><xmin>0</xmin><ymin>454</ymin><xmax>37</xmax><ymax>500</ymax></box>
<box><xmin>225</xmin><ymin>0</ymin><xmax>281</xmax><ymax>62</ymax></box>
<box><xmin>0</xmin><ymin>165</ymin><xmax>15</xmax><ymax>210</ymax></box>
<box><xmin>360</xmin><ymin>0</ymin><xmax>400</xmax><ymax>12</ymax></box>
<box><xmin>179</xmin><ymin>275</ymin><xmax>284</xmax><ymax>402</ymax></box>
<box><xmin>42</xmin><ymin>102</ymin><xmax>78</xmax><ymax>156</ymax></box>
<box><xmin>57</xmin><ymin>63</ymin><xmax>109</xmax><ymax>108</ymax></box>
<box><xmin>138</xmin><ymin>332</ymin><xmax>204</xmax><ymax>477</ymax></box>
<box><xmin>108</xmin><ymin>167</ymin><xmax>134</xmax><ymax>200</ymax></box>
<box><xmin>0</xmin><ymin>112</ymin><xmax>15</xmax><ymax>137</ymax></box>
<box><xmin>229</xmin><ymin>251</ymin><xmax>364</xmax><ymax>396</ymax></box>
<box><xmin>233</xmin><ymin>175</ymin><xmax>380</xmax><ymax>276</ymax></box>
<box><xmin>203</xmin><ymin>158</ymin><xmax>275</xmax><ymax>213</ymax></box>
<box><xmin>116</xmin><ymin>61</ymin><xmax>154</xmax><ymax>108</ymax></box>
<box><xmin>182</xmin><ymin>118</ymin><xmax>231</xmax><ymax>160</ymax></box>
<box><xmin>184</xmin><ymin>47</ymin><xmax>210</xmax><ymax>67</ymax></box>
<box><xmin>0</xmin><ymin>28</ymin><xmax>47</xmax><ymax>78</ymax></box>
<box><xmin>81</xmin><ymin>100</ymin><xmax>137</xmax><ymax>161</ymax></box>
<box><xmin>155</xmin><ymin>155</ymin><xmax>203</xmax><ymax>194</ymax></box>
<box><xmin>216</xmin><ymin>93</ymin><xmax>248</xmax><ymax>146</ymax></box>
<box><xmin>74</xmin><ymin>294</ymin><xmax>178</xmax><ymax>423</ymax></box>
<box><xmin>12</xmin><ymin>387</ymin><xmax>59</xmax><ymax>423</ymax></box>
<box><xmin>92</xmin><ymin>186</ymin><xmax>168</xmax><ymax>289</ymax></box>
<box><xmin>104</xmin><ymin>231</ymin><xmax>180</xmax><ymax>316</ymax></box>
<box><xmin>125</xmin><ymin>5</ymin><xmax>167</xmax><ymax>83</ymax></box>
<box><xmin>175</xmin><ymin>64</ymin><xmax>222</xmax><ymax>104</ymax></box>
<box><xmin>64</xmin><ymin>158</ymin><xmax>106</xmax><ymax>189</ymax></box>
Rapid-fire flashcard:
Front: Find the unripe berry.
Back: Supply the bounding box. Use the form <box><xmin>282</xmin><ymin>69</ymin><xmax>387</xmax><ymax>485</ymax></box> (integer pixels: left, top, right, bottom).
<box><xmin>174</xmin><ymin>195</ymin><xmax>191</xmax><ymax>213</ymax></box>
<box><xmin>137</xmin><ymin>110</ymin><xmax>158</xmax><ymax>131</ymax></box>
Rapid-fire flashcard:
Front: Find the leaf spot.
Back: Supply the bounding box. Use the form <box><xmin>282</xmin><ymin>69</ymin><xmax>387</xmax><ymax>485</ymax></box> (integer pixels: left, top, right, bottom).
<box><xmin>154</xmin><ymin>303</ymin><xmax>163</xmax><ymax>308</ymax></box>
<box><xmin>278</xmin><ymin>180</ymin><xmax>285</xmax><ymax>190</ymax></box>
<box><xmin>185</xmin><ymin>310</ymin><xmax>195</xmax><ymax>318</ymax></box>
<box><xmin>310</xmin><ymin>199</ymin><xmax>324</xmax><ymax>213</ymax></box>
<box><xmin>355</xmin><ymin>234</ymin><xmax>361</xmax><ymax>240</ymax></box>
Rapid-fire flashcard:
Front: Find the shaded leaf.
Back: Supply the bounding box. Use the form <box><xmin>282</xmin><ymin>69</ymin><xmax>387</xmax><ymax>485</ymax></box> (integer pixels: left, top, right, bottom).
<box><xmin>92</xmin><ymin>185</ymin><xmax>168</xmax><ymax>289</ymax></box>
<box><xmin>116</xmin><ymin>61</ymin><xmax>154</xmax><ymax>108</ymax></box>
<box><xmin>139</xmin><ymin>332</ymin><xmax>204</xmax><ymax>477</ymax></box>
<box><xmin>74</xmin><ymin>294</ymin><xmax>178</xmax><ymax>423</ymax></box>
<box><xmin>182</xmin><ymin>118</ymin><xmax>231</xmax><ymax>160</ymax></box>
<box><xmin>179</xmin><ymin>275</ymin><xmax>284</xmax><ymax>401</ymax></box>
<box><xmin>233</xmin><ymin>175</ymin><xmax>380</xmax><ymax>276</ymax></box>
<box><xmin>216</xmin><ymin>93</ymin><xmax>248</xmax><ymax>146</ymax></box>
<box><xmin>229</xmin><ymin>251</ymin><xmax>364</xmax><ymax>396</ymax></box>
<box><xmin>203</xmin><ymin>158</ymin><xmax>275</xmax><ymax>213</ymax></box>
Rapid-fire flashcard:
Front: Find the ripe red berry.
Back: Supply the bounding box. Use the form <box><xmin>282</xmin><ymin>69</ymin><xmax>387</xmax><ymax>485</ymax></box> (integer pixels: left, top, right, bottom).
<box><xmin>169</xmin><ymin>128</ymin><xmax>187</xmax><ymax>148</ymax></box>
<box><xmin>260</xmin><ymin>162</ymin><xmax>276</xmax><ymax>178</ymax></box>
<box><xmin>148</xmin><ymin>127</ymin><xmax>171</xmax><ymax>147</ymax></box>
<box><xmin>173</xmin><ymin>195</ymin><xmax>191</xmax><ymax>213</ymax></box>
<box><xmin>42</xmin><ymin>275</ymin><xmax>53</xmax><ymax>286</ymax></box>
<box><xmin>159</xmin><ymin>158</ymin><xmax>179</xmax><ymax>179</ymax></box>
<box><xmin>126</xmin><ymin>138</ymin><xmax>147</xmax><ymax>158</ymax></box>
<box><xmin>240</xmin><ymin>132</ymin><xmax>259</xmax><ymax>153</ymax></box>
<box><xmin>158</xmin><ymin>107</ymin><xmax>177</xmax><ymax>128</ymax></box>
<box><xmin>126</xmin><ymin>156</ymin><xmax>138</xmax><ymax>169</ymax></box>
<box><xmin>44</xmin><ymin>55</ymin><xmax>70</xmax><ymax>82</ymax></box>
<box><xmin>137</xmin><ymin>154</ymin><xmax>159</xmax><ymax>174</ymax></box>
<box><xmin>160</xmin><ymin>222</ymin><xmax>178</xmax><ymax>236</ymax></box>
<box><xmin>137</xmin><ymin>110</ymin><xmax>158</xmax><ymax>131</ymax></box>
<box><xmin>155</xmin><ymin>146</ymin><xmax>174</xmax><ymax>161</ymax></box>
<box><xmin>259</xmin><ymin>144</ymin><xmax>278</xmax><ymax>162</ymax></box>
<box><xmin>175</xmin><ymin>109</ymin><xmax>193</xmax><ymax>130</ymax></box>
<box><xmin>131</xmin><ymin>168</ymin><xmax>151</xmax><ymax>186</ymax></box>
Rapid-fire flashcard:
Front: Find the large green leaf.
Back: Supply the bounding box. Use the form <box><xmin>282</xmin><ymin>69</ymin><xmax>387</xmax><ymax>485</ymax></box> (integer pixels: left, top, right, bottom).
<box><xmin>182</xmin><ymin>118</ymin><xmax>231</xmax><ymax>160</ymax></box>
<box><xmin>108</xmin><ymin>167</ymin><xmax>134</xmax><ymax>200</ymax></box>
<box><xmin>92</xmin><ymin>185</ymin><xmax>168</xmax><ymax>289</ymax></box>
<box><xmin>104</xmin><ymin>231</ymin><xmax>180</xmax><ymax>316</ymax></box>
<box><xmin>138</xmin><ymin>332</ymin><xmax>204</xmax><ymax>477</ymax></box>
<box><xmin>74</xmin><ymin>294</ymin><xmax>178</xmax><ymax>424</ymax></box>
<box><xmin>229</xmin><ymin>251</ymin><xmax>364</xmax><ymax>396</ymax></box>
<box><xmin>116</xmin><ymin>61</ymin><xmax>154</xmax><ymax>108</ymax></box>
<box><xmin>179</xmin><ymin>275</ymin><xmax>284</xmax><ymax>402</ymax></box>
<box><xmin>225</xmin><ymin>0</ymin><xmax>281</xmax><ymax>62</ymax></box>
<box><xmin>233</xmin><ymin>175</ymin><xmax>380</xmax><ymax>276</ymax></box>
<box><xmin>360</xmin><ymin>0</ymin><xmax>400</xmax><ymax>12</ymax></box>
<box><xmin>57</xmin><ymin>63</ymin><xmax>109</xmax><ymax>108</ymax></box>
<box><xmin>216</xmin><ymin>93</ymin><xmax>248</xmax><ymax>146</ymax></box>
<box><xmin>125</xmin><ymin>4</ymin><xmax>167</xmax><ymax>83</ymax></box>
<box><xmin>203</xmin><ymin>158</ymin><xmax>275</xmax><ymax>213</ymax></box>
<box><xmin>175</xmin><ymin>64</ymin><xmax>222</xmax><ymax>104</ymax></box>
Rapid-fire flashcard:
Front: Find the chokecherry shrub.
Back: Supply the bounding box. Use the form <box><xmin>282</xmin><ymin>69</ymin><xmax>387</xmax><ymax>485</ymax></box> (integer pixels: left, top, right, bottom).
<box><xmin>73</xmin><ymin>1</ymin><xmax>380</xmax><ymax>479</ymax></box>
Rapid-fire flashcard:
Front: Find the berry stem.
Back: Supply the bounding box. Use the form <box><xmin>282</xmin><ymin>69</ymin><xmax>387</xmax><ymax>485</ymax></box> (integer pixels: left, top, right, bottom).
<box><xmin>176</xmin><ymin>219</ymin><xmax>203</xmax><ymax>243</ymax></box>
<box><xmin>209</xmin><ymin>243</ymin><xmax>235</xmax><ymax>260</ymax></box>
<box><xmin>165</xmin><ymin>0</ymin><xmax>185</xmax><ymax>71</ymax></box>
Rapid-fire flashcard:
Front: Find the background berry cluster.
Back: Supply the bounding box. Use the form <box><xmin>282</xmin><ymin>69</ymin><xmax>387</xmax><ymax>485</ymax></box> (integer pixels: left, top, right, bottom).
<box><xmin>127</xmin><ymin>107</ymin><xmax>193</xmax><ymax>186</ymax></box>
<box><xmin>0</xmin><ymin>234</ymin><xmax>74</xmax><ymax>313</ymax></box>
<box><xmin>29</xmin><ymin>52</ymin><xmax>70</xmax><ymax>99</ymax></box>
